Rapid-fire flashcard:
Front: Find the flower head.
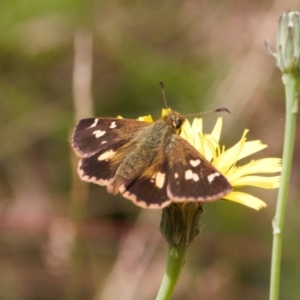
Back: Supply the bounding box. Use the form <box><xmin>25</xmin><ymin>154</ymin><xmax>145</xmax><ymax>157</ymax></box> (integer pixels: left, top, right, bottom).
<box><xmin>138</xmin><ymin>109</ymin><xmax>281</xmax><ymax>210</ymax></box>
<box><xmin>180</xmin><ymin>114</ymin><xmax>281</xmax><ymax>210</ymax></box>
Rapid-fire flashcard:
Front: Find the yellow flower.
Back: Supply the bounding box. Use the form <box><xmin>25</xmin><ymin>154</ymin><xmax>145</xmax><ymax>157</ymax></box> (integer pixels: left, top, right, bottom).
<box><xmin>139</xmin><ymin>109</ymin><xmax>281</xmax><ymax>210</ymax></box>
<box><xmin>180</xmin><ymin>114</ymin><xmax>281</xmax><ymax>210</ymax></box>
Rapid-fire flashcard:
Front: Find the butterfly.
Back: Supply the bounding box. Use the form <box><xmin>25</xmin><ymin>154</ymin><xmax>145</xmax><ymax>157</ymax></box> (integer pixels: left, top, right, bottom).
<box><xmin>71</xmin><ymin>93</ymin><xmax>232</xmax><ymax>209</ymax></box>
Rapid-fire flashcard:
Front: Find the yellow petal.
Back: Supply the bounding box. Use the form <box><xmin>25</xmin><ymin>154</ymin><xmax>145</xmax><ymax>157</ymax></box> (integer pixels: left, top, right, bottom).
<box><xmin>226</xmin><ymin>158</ymin><xmax>282</xmax><ymax>182</ymax></box>
<box><xmin>210</xmin><ymin>117</ymin><xmax>222</xmax><ymax>144</ymax></box>
<box><xmin>215</xmin><ymin>130</ymin><xmax>266</xmax><ymax>162</ymax></box>
<box><xmin>223</xmin><ymin>191</ymin><xmax>267</xmax><ymax>210</ymax></box>
<box><xmin>138</xmin><ymin>115</ymin><xmax>153</xmax><ymax>122</ymax></box>
<box><xmin>162</xmin><ymin>108</ymin><xmax>171</xmax><ymax>116</ymax></box>
<box><xmin>197</xmin><ymin>118</ymin><xmax>222</xmax><ymax>161</ymax></box>
<box><xmin>188</xmin><ymin>118</ymin><xmax>202</xmax><ymax>149</ymax></box>
<box><xmin>191</xmin><ymin>118</ymin><xmax>203</xmax><ymax>134</ymax></box>
<box><xmin>180</xmin><ymin>119</ymin><xmax>193</xmax><ymax>143</ymax></box>
<box><xmin>240</xmin><ymin>158</ymin><xmax>282</xmax><ymax>174</ymax></box>
<box><xmin>230</xmin><ymin>175</ymin><xmax>281</xmax><ymax>189</ymax></box>
<box><xmin>212</xmin><ymin>132</ymin><xmax>247</xmax><ymax>172</ymax></box>
<box><xmin>197</xmin><ymin>133</ymin><xmax>214</xmax><ymax>161</ymax></box>
<box><xmin>237</xmin><ymin>140</ymin><xmax>268</xmax><ymax>160</ymax></box>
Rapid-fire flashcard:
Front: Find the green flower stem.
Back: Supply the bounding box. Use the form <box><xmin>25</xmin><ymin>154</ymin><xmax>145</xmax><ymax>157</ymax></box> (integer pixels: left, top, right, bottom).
<box><xmin>269</xmin><ymin>73</ymin><xmax>299</xmax><ymax>300</ymax></box>
<box><xmin>157</xmin><ymin>203</ymin><xmax>203</xmax><ymax>299</ymax></box>
<box><xmin>156</xmin><ymin>244</ymin><xmax>188</xmax><ymax>300</ymax></box>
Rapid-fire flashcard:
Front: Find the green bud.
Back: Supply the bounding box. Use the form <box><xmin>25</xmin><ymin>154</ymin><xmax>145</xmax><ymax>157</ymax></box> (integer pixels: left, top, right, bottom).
<box><xmin>266</xmin><ymin>11</ymin><xmax>300</xmax><ymax>73</ymax></box>
<box><xmin>160</xmin><ymin>202</ymin><xmax>204</xmax><ymax>255</ymax></box>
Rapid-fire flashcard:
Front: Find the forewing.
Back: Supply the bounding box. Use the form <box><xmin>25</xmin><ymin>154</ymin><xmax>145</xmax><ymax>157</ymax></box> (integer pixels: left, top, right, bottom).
<box><xmin>72</xmin><ymin>118</ymin><xmax>149</xmax><ymax>186</ymax></box>
<box><xmin>166</xmin><ymin>135</ymin><xmax>232</xmax><ymax>201</ymax></box>
<box><xmin>71</xmin><ymin>118</ymin><xmax>149</xmax><ymax>157</ymax></box>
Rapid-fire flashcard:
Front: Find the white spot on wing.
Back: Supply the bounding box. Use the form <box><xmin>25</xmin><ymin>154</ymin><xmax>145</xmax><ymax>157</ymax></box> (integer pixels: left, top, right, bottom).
<box><xmin>98</xmin><ymin>150</ymin><xmax>116</xmax><ymax>161</ymax></box>
<box><xmin>207</xmin><ymin>172</ymin><xmax>220</xmax><ymax>183</ymax></box>
<box><xmin>100</xmin><ymin>141</ymin><xmax>107</xmax><ymax>145</ymax></box>
<box><xmin>193</xmin><ymin>174</ymin><xmax>199</xmax><ymax>181</ymax></box>
<box><xmin>185</xmin><ymin>170</ymin><xmax>193</xmax><ymax>180</ymax></box>
<box><xmin>109</xmin><ymin>121</ymin><xmax>117</xmax><ymax>129</ymax></box>
<box><xmin>174</xmin><ymin>173</ymin><xmax>179</xmax><ymax>179</ymax></box>
<box><xmin>93</xmin><ymin>130</ymin><xmax>106</xmax><ymax>138</ymax></box>
<box><xmin>89</xmin><ymin>119</ymin><xmax>98</xmax><ymax>128</ymax></box>
<box><xmin>185</xmin><ymin>170</ymin><xmax>199</xmax><ymax>182</ymax></box>
<box><xmin>155</xmin><ymin>172</ymin><xmax>166</xmax><ymax>189</ymax></box>
<box><xmin>190</xmin><ymin>159</ymin><xmax>201</xmax><ymax>167</ymax></box>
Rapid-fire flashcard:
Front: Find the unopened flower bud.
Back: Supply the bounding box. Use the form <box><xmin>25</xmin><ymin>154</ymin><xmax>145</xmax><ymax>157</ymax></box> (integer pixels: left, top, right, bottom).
<box><xmin>160</xmin><ymin>202</ymin><xmax>203</xmax><ymax>255</ymax></box>
<box><xmin>266</xmin><ymin>11</ymin><xmax>300</xmax><ymax>73</ymax></box>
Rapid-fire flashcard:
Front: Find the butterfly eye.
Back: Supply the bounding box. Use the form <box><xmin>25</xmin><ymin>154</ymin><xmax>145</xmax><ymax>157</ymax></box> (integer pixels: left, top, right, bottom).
<box><xmin>174</xmin><ymin>118</ymin><xmax>183</xmax><ymax>129</ymax></box>
<box><xmin>169</xmin><ymin>114</ymin><xmax>184</xmax><ymax>130</ymax></box>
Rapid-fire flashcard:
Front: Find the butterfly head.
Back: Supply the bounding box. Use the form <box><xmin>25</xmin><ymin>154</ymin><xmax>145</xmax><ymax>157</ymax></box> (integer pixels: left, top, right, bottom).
<box><xmin>163</xmin><ymin>110</ymin><xmax>186</xmax><ymax>134</ymax></box>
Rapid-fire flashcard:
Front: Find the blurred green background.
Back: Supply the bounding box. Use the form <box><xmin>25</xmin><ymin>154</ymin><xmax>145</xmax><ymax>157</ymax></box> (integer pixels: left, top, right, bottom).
<box><xmin>0</xmin><ymin>1</ymin><xmax>299</xmax><ymax>299</ymax></box>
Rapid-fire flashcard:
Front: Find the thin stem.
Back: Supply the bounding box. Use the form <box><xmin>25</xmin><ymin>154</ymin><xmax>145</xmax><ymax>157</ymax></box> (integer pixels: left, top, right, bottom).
<box><xmin>269</xmin><ymin>73</ymin><xmax>299</xmax><ymax>300</ymax></box>
<box><xmin>65</xmin><ymin>30</ymin><xmax>93</xmax><ymax>300</ymax></box>
<box><xmin>156</xmin><ymin>245</ymin><xmax>188</xmax><ymax>300</ymax></box>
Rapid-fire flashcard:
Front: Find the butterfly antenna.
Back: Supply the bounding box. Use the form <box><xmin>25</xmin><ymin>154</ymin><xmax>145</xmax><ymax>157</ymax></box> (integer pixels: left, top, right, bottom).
<box><xmin>159</xmin><ymin>82</ymin><xmax>230</xmax><ymax>116</ymax></box>
<box><xmin>185</xmin><ymin>107</ymin><xmax>231</xmax><ymax>117</ymax></box>
<box><xmin>159</xmin><ymin>82</ymin><xmax>168</xmax><ymax>109</ymax></box>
